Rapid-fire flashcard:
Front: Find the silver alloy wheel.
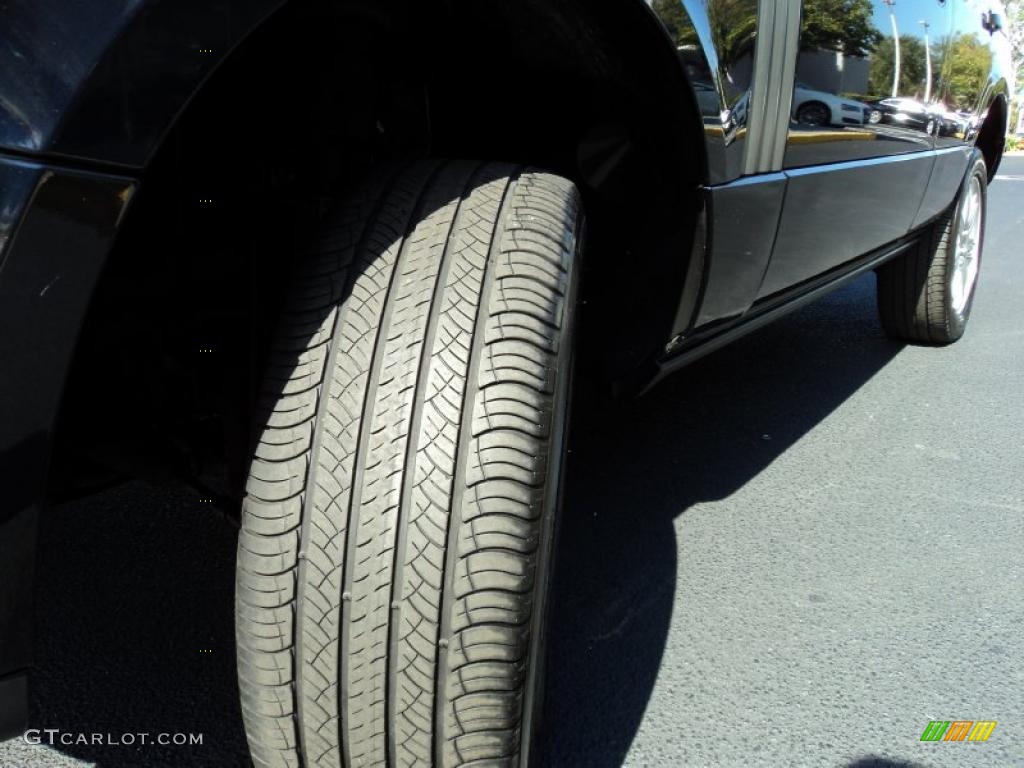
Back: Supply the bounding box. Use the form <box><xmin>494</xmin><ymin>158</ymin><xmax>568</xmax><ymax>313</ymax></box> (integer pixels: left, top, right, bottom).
<box><xmin>951</xmin><ymin>174</ymin><xmax>983</xmax><ymax>315</ymax></box>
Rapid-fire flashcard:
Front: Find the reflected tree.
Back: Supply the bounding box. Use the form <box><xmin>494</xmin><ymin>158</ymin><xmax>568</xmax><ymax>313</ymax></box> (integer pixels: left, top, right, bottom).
<box><xmin>652</xmin><ymin>0</ymin><xmax>758</xmax><ymax>62</ymax></box>
<box><xmin>868</xmin><ymin>35</ymin><xmax>926</xmax><ymax>97</ymax></box>
<box><xmin>706</xmin><ymin>0</ymin><xmax>758</xmax><ymax>65</ymax></box>
<box><xmin>802</xmin><ymin>0</ymin><xmax>881</xmax><ymax>56</ymax></box>
<box><xmin>933</xmin><ymin>33</ymin><xmax>994</xmax><ymax>110</ymax></box>
<box><xmin>653</xmin><ymin>0</ymin><xmax>757</xmax><ymax>100</ymax></box>
<box><xmin>652</xmin><ymin>0</ymin><xmax>695</xmax><ymax>47</ymax></box>
<box><xmin>651</xmin><ymin>0</ymin><xmax>757</xmax><ymax>60</ymax></box>
<box><xmin>1004</xmin><ymin>0</ymin><xmax>1024</xmax><ymax>85</ymax></box>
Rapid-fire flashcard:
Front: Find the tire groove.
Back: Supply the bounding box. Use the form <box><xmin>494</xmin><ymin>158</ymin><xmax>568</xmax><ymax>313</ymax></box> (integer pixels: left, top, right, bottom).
<box><xmin>295</xmin><ymin>170</ymin><xmax>401</xmax><ymax>768</ymax></box>
<box><xmin>386</xmin><ymin>161</ymin><xmax>483</xmax><ymax>768</ymax></box>
<box><xmin>341</xmin><ymin>161</ymin><xmax>443</xmax><ymax>768</ymax></box>
<box><xmin>434</xmin><ymin>170</ymin><xmax>520</xmax><ymax>767</ymax></box>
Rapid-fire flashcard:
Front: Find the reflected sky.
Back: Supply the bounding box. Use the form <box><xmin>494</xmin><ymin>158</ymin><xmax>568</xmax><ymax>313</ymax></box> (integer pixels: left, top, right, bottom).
<box><xmin>869</xmin><ymin>0</ymin><xmax>993</xmax><ymax>35</ymax></box>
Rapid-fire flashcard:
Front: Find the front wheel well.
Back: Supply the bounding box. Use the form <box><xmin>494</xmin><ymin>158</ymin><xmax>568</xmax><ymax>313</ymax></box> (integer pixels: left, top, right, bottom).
<box><xmin>976</xmin><ymin>94</ymin><xmax>1008</xmax><ymax>181</ymax></box>
<box><xmin>49</xmin><ymin>0</ymin><xmax>704</xmax><ymax>500</ymax></box>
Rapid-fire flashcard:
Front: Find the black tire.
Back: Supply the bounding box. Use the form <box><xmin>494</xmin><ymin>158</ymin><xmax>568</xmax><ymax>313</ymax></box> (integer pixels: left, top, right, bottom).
<box><xmin>236</xmin><ymin>160</ymin><xmax>582</xmax><ymax>768</ymax></box>
<box><xmin>876</xmin><ymin>151</ymin><xmax>987</xmax><ymax>344</ymax></box>
<box><xmin>795</xmin><ymin>101</ymin><xmax>831</xmax><ymax>126</ymax></box>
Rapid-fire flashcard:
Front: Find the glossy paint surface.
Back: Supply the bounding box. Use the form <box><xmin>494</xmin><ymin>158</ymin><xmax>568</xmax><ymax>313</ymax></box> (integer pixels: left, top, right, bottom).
<box><xmin>649</xmin><ymin>0</ymin><xmax>760</xmax><ymax>184</ymax></box>
<box><xmin>761</xmin><ymin>151</ymin><xmax>936</xmax><ymax>297</ymax></box>
<box><xmin>0</xmin><ymin>161</ymin><xmax>41</xmax><ymax>269</ymax></box>
<box><xmin>759</xmin><ymin>0</ymin><xmax>1011</xmax><ymax>308</ymax></box>
<box><xmin>0</xmin><ymin>161</ymin><xmax>48</xmax><ymax>692</ymax></box>
<box><xmin>0</xmin><ymin>0</ymin><xmax>282</xmax><ymax>167</ymax></box>
<box><xmin>914</xmin><ymin>146</ymin><xmax>973</xmax><ymax>227</ymax></box>
<box><xmin>784</xmin><ymin>0</ymin><xmax>1010</xmax><ymax>168</ymax></box>
<box><xmin>0</xmin><ymin>160</ymin><xmax>136</xmax><ymax>682</ymax></box>
<box><xmin>698</xmin><ymin>174</ymin><xmax>786</xmax><ymax>325</ymax></box>
<box><xmin>649</xmin><ymin>0</ymin><xmax>1009</xmax><ymax>330</ymax></box>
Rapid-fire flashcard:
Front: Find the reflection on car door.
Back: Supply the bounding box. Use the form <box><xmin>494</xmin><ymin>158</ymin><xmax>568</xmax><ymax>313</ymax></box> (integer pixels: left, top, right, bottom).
<box><xmin>758</xmin><ymin>0</ymin><xmax>952</xmax><ymax>299</ymax></box>
<box><xmin>915</xmin><ymin>0</ymin><xmax>1008</xmax><ymax>228</ymax></box>
<box><xmin>934</xmin><ymin>0</ymin><xmax>1000</xmax><ymax>152</ymax></box>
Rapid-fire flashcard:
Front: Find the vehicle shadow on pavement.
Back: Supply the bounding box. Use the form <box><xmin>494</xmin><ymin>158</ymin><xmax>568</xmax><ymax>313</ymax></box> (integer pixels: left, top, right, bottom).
<box><xmin>27</xmin><ymin>482</ymin><xmax>248</xmax><ymax>767</ymax></box>
<box><xmin>22</xmin><ymin>273</ymin><xmax>902</xmax><ymax>768</ymax></box>
<box><xmin>538</xmin><ymin>273</ymin><xmax>905</xmax><ymax>766</ymax></box>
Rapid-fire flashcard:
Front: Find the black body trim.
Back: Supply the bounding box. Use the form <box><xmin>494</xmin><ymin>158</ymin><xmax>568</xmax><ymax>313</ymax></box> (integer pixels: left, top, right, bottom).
<box><xmin>0</xmin><ymin>673</ymin><xmax>28</xmax><ymax>741</ymax></box>
<box><xmin>643</xmin><ymin>234</ymin><xmax>917</xmax><ymax>394</ymax></box>
<box><xmin>0</xmin><ymin>157</ymin><xmax>136</xmax><ymax>698</ymax></box>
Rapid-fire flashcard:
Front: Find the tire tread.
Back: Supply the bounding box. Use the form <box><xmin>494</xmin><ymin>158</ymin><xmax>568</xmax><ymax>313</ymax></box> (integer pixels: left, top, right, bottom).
<box><xmin>236</xmin><ymin>162</ymin><xmax>581</xmax><ymax>768</ymax></box>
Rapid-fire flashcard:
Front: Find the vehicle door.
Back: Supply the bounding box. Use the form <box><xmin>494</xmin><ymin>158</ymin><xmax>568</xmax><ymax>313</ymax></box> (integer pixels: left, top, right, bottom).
<box><xmin>758</xmin><ymin>0</ymin><xmax>952</xmax><ymax>299</ymax></box>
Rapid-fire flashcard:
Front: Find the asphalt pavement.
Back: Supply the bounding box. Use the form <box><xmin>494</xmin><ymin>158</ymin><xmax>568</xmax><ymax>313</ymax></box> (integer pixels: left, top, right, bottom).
<box><xmin>2</xmin><ymin>157</ymin><xmax>1023</xmax><ymax>768</ymax></box>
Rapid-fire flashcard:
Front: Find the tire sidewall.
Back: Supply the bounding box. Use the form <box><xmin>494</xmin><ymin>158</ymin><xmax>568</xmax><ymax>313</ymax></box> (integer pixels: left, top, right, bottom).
<box><xmin>519</xmin><ymin>206</ymin><xmax>584</xmax><ymax>768</ymax></box>
<box><xmin>945</xmin><ymin>152</ymin><xmax>988</xmax><ymax>337</ymax></box>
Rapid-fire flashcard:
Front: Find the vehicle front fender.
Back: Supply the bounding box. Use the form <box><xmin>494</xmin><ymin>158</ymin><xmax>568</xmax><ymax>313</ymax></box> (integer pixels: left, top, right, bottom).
<box><xmin>1</xmin><ymin>0</ymin><xmax>284</xmax><ymax>168</ymax></box>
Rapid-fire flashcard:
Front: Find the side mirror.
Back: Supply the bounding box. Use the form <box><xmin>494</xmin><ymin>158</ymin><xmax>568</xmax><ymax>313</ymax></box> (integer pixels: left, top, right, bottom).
<box><xmin>982</xmin><ymin>11</ymin><xmax>1004</xmax><ymax>33</ymax></box>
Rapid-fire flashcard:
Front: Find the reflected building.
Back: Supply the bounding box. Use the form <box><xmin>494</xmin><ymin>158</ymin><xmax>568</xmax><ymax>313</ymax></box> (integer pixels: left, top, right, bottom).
<box><xmin>795</xmin><ymin>50</ymin><xmax>871</xmax><ymax>97</ymax></box>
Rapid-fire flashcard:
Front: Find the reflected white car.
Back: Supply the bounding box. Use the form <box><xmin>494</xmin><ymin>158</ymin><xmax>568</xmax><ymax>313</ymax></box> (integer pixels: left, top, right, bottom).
<box><xmin>792</xmin><ymin>83</ymin><xmax>870</xmax><ymax>127</ymax></box>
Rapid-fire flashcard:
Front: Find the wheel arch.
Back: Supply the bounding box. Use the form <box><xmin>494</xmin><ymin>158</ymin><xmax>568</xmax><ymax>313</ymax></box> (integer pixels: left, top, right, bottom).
<box><xmin>975</xmin><ymin>91</ymin><xmax>1009</xmax><ymax>182</ymax></box>
<box><xmin>47</xmin><ymin>0</ymin><xmax>710</xmax><ymax>496</ymax></box>
<box><xmin>3</xmin><ymin>0</ymin><xmax>710</xmax><ymax>185</ymax></box>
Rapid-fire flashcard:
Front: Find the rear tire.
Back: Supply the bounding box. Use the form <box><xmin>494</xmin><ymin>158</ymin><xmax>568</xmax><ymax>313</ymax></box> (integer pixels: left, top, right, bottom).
<box><xmin>235</xmin><ymin>160</ymin><xmax>582</xmax><ymax>768</ymax></box>
<box><xmin>876</xmin><ymin>151</ymin><xmax>987</xmax><ymax>344</ymax></box>
<box><xmin>795</xmin><ymin>101</ymin><xmax>831</xmax><ymax>126</ymax></box>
